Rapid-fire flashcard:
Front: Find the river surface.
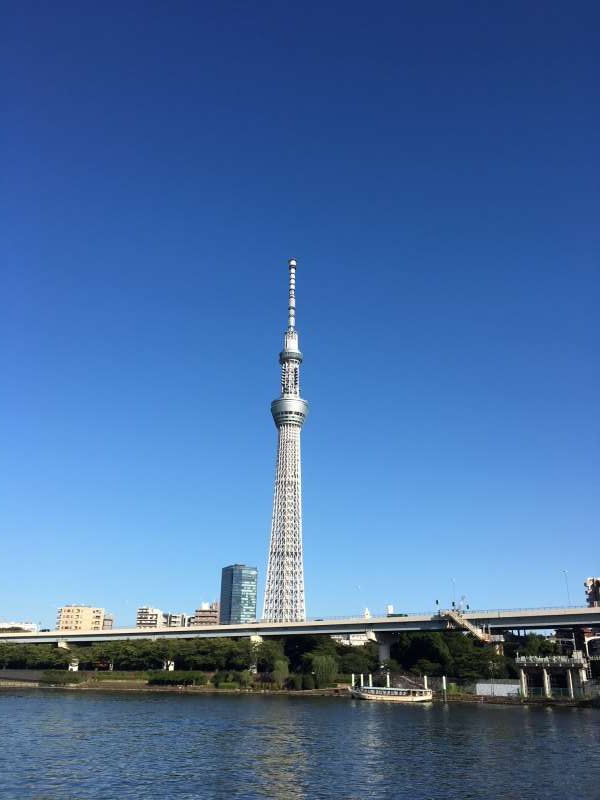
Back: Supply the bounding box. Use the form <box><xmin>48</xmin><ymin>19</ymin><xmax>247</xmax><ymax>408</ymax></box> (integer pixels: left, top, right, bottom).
<box><xmin>0</xmin><ymin>690</ymin><xmax>598</xmax><ymax>799</ymax></box>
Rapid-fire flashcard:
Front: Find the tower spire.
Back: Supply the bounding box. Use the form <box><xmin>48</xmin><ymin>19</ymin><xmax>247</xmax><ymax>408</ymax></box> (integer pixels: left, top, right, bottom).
<box><xmin>263</xmin><ymin>258</ymin><xmax>308</xmax><ymax>623</ymax></box>
<box><xmin>288</xmin><ymin>258</ymin><xmax>297</xmax><ymax>331</ymax></box>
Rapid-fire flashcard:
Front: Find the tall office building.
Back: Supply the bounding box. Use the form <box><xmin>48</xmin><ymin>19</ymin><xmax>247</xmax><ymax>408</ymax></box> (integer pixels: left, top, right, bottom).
<box><xmin>263</xmin><ymin>259</ymin><xmax>308</xmax><ymax>622</ymax></box>
<box><xmin>220</xmin><ymin>564</ymin><xmax>258</xmax><ymax>624</ymax></box>
<box><xmin>56</xmin><ymin>605</ymin><xmax>107</xmax><ymax>631</ymax></box>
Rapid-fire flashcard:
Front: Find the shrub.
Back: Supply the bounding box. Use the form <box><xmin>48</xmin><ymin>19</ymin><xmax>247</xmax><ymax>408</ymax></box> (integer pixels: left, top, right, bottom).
<box><xmin>312</xmin><ymin>655</ymin><xmax>338</xmax><ymax>688</ymax></box>
<box><xmin>302</xmin><ymin>674</ymin><xmax>315</xmax><ymax>690</ymax></box>
<box><xmin>334</xmin><ymin>674</ymin><xmax>353</xmax><ymax>685</ymax></box>
<box><xmin>147</xmin><ymin>671</ymin><xmax>207</xmax><ymax>686</ymax></box>
<box><xmin>212</xmin><ymin>670</ymin><xmax>231</xmax><ymax>687</ymax></box>
<box><xmin>272</xmin><ymin>659</ymin><xmax>289</xmax><ymax>688</ymax></box>
<box><xmin>287</xmin><ymin>673</ymin><xmax>303</xmax><ymax>690</ymax></box>
<box><xmin>40</xmin><ymin>670</ymin><xmax>83</xmax><ymax>685</ymax></box>
<box><xmin>84</xmin><ymin>671</ymin><xmax>149</xmax><ymax>682</ymax></box>
<box><xmin>238</xmin><ymin>670</ymin><xmax>254</xmax><ymax>689</ymax></box>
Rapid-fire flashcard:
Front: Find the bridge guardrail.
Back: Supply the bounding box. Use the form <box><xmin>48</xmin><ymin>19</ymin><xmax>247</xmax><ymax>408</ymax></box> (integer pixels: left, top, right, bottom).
<box><xmin>2</xmin><ymin>606</ymin><xmax>597</xmax><ymax>637</ymax></box>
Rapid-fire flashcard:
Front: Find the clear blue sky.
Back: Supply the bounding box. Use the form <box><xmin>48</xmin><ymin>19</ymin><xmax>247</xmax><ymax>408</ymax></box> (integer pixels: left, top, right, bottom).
<box><xmin>2</xmin><ymin>2</ymin><xmax>598</xmax><ymax>627</ymax></box>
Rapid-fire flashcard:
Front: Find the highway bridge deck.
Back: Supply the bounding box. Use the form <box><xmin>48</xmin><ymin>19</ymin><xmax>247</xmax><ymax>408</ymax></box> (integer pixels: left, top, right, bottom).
<box><xmin>1</xmin><ymin>606</ymin><xmax>598</xmax><ymax>645</ymax></box>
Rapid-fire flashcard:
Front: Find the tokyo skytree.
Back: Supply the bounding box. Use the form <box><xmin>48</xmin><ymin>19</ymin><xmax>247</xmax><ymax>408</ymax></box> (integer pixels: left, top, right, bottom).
<box><xmin>263</xmin><ymin>258</ymin><xmax>308</xmax><ymax>622</ymax></box>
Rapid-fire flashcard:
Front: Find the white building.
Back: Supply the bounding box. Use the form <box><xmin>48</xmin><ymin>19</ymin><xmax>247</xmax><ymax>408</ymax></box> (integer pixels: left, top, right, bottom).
<box><xmin>136</xmin><ymin>607</ymin><xmax>167</xmax><ymax>628</ymax></box>
<box><xmin>475</xmin><ymin>680</ymin><xmax>521</xmax><ymax>697</ymax></box>
<box><xmin>0</xmin><ymin>621</ymin><xmax>39</xmax><ymax>632</ymax></box>
<box><xmin>331</xmin><ymin>633</ymin><xmax>370</xmax><ymax>647</ymax></box>
<box><xmin>166</xmin><ymin>613</ymin><xmax>187</xmax><ymax>628</ymax></box>
<box><xmin>136</xmin><ymin>607</ymin><xmax>188</xmax><ymax>628</ymax></box>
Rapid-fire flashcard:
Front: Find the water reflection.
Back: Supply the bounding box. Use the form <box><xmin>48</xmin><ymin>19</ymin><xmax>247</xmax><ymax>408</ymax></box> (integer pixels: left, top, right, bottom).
<box><xmin>0</xmin><ymin>691</ymin><xmax>598</xmax><ymax>799</ymax></box>
<box><xmin>246</xmin><ymin>702</ymin><xmax>308</xmax><ymax>799</ymax></box>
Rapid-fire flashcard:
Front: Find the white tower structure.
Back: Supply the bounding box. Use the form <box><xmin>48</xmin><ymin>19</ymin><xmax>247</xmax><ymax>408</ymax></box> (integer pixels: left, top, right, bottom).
<box><xmin>263</xmin><ymin>258</ymin><xmax>308</xmax><ymax>622</ymax></box>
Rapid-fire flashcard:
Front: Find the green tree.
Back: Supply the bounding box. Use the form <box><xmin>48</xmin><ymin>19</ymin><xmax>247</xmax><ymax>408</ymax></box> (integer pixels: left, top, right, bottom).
<box><xmin>238</xmin><ymin>670</ymin><xmax>254</xmax><ymax>688</ymax></box>
<box><xmin>272</xmin><ymin>659</ymin><xmax>289</xmax><ymax>688</ymax></box>
<box><xmin>256</xmin><ymin>639</ymin><xmax>286</xmax><ymax>672</ymax></box>
<box><xmin>225</xmin><ymin>639</ymin><xmax>254</xmax><ymax>670</ymax></box>
<box><xmin>287</xmin><ymin>673</ymin><xmax>303</xmax><ymax>690</ymax></box>
<box><xmin>311</xmin><ymin>654</ymin><xmax>338</xmax><ymax>688</ymax></box>
<box><xmin>284</xmin><ymin>635</ymin><xmax>337</xmax><ymax>672</ymax></box>
<box><xmin>337</xmin><ymin>648</ymin><xmax>372</xmax><ymax>675</ymax></box>
<box><xmin>301</xmin><ymin>673</ymin><xmax>315</xmax><ymax>690</ymax></box>
<box><xmin>391</xmin><ymin>632</ymin><xmax>451</xmax><ymax>674</ymax></box>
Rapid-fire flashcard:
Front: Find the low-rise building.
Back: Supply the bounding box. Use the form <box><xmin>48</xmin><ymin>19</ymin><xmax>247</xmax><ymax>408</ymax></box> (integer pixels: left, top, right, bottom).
<box><xmin>136</xmin><ymin>607</ymin><xmax>188</xmax><ymax>628</ymax></box>
<box><xmin>0</xmin><ymin>621</ymin><xmax>39</xmax><ymax>633</ymax></box>
<box><xmin>166</xmin><ymin>613</ymin><xmax>187</xmax><ymax>628</ymax></box>
<box><xmin>136</xmin><ymin>607</ymin><xmax>167</xmax><ymax>628</ymax></box>
<box><xmin>57</xmin><ymin>606</ymin><xmax>106</xmax><ymax>631</ymax></box>
<box><xmin>331</xmin><ymin>633</ymin><xmax>370</xmax><ymax>647</ymax></box>
<box><xmin>475</xmin><ymin>680</ymin><xmax>520</xmax><ymax>697</ymax></box>
<box><xmin>585</xmin><ymin>578</ymin><xmax>600</xmax><ymax>607</ymax></box>
<box><xmin>189</xmin><ymin>602</ymin><xmax>219</xmax><ymax>626</ymax></box>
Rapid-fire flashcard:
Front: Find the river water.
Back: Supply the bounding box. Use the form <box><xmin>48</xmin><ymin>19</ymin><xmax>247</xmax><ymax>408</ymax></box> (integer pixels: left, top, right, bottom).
<box><xmin>0</xmin><ymin>690</ymin><xmax>598</xmax><ymax>799</ymax></box>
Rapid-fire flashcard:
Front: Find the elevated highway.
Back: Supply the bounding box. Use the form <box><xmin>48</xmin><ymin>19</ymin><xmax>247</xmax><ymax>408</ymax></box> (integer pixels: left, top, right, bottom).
<box><xmin>1</xmin><ymin>606</ymin><xmax>598</xmax><ymax>646</ymax></box>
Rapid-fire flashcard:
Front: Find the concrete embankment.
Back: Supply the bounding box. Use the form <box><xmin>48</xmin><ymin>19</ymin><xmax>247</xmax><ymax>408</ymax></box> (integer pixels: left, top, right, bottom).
<box><xmin>0</xmin><ymin>677</ymin><xmax>346</xmax><ymax>697</ymax></box>
<box><xmin>1</xmin><ymin>679</ymin><xmax>596</xmax><ymax>707</ymax></box>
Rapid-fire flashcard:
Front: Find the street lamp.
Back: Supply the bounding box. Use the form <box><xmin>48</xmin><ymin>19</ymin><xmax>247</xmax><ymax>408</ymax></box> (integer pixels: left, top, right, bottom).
<box><xmin>562</xmin><ymin>570</ymin><xmax>571</xmax><ymax>606</ymax></box>
<box><xmin>451</xmin><ymin>577</ymin><xmax>456</xmax><ymax>607</ymax></box>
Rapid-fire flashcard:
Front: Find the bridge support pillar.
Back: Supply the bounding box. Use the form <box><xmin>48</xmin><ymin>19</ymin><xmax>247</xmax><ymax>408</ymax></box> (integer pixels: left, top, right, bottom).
<box><xmin>519</xmin><ymin>669</ymin><xmax>528</xmax><ymax>698</ymax></box>
<box><xmin>378</xmin><ymin>640</ymin><xmax>391</xmax><ymax>665</ymax></box>
<box><xmin>542</xmin><ymin>668</ymin><xmax>551</xmax><ymax>698</ymax></box>
<box><xmin>375</xmin><ymin>634</ymin><xmax>393</xmax><ymax>666</ymax></box>
<box><xmin>567</xmin><ymin>669</ymin><xmax>574</xmax><ymax>699</ymax></box>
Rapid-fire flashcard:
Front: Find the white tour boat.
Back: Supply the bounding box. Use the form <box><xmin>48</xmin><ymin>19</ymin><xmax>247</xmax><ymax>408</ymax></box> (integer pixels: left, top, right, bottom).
<box><xmin>349</xmin><ymin>685</ymin><xmax>433</xmax><ymax>703</ymax></box>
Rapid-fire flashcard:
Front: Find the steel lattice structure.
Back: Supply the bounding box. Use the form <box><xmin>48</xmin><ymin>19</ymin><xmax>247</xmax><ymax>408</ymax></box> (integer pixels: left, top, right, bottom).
<box><xmin>263</xmin><ymin>259</ymin><xmax>308</xmax><ymax>622</ymax></box>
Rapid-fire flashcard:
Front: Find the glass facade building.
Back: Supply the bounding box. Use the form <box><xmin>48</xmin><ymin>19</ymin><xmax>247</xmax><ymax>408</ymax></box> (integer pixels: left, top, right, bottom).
<box><xmin>219</xmin><ymin>564</ymin><xmax>258</xmax><ymax>624</ymax></box>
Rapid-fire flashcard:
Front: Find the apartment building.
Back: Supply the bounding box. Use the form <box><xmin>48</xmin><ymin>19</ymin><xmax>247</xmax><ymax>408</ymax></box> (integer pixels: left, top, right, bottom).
<box><xmin>136</xmin><ymin>607</ymin><xmax>167</xmax><ymax>628</ymax></box>
<box><xmin>56</xmin><ymin>605</ymin><xmax>106</xmax><ymax>631</ymax></box>
<box><xmin>166</xmin><ymin>613</ymin><xmax>187</xmax><ymax>628</ymax></box>
<box><xmin>189</xmin><ymin>602</ymin><xmax>219</xmax><ymax>626</ymax></box>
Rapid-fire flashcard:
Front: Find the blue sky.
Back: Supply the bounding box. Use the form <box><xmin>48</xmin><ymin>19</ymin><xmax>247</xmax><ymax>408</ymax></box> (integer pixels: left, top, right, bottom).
<box><xmin>2</xmin><ymin>2</ymin><xmax>599</xmax><ymax>627</ymax></box>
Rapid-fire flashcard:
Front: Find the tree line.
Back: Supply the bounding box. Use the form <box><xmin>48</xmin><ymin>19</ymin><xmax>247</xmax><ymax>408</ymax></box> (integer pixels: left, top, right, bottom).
<box><xmin>0</xmin><ymin>631</ymin><xmax>556</xmax><ymax>686</ymax></box>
